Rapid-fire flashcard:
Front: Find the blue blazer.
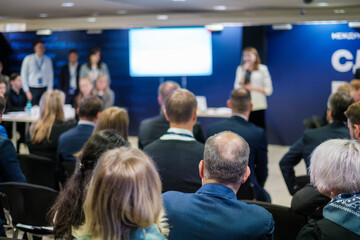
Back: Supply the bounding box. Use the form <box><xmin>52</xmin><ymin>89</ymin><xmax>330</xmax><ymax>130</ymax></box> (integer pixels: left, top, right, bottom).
<box><xmin>163</xmin><ymin>183</ymin><xmax>274</xmax><ymax>240</ymax></box>
<box><xmin>0</xmin><ymin>136</ymin><xmax>26</xmax><ymax>183</ymax></box>
<box><xmin>57</xmin><ymin>123</ymin><xmax>94</xmax><ymax>163</ymax></box>
<box><xmin>207</xmin><ymin>116</ymin><xmax>269</xmax><ymax>200</ymax></box>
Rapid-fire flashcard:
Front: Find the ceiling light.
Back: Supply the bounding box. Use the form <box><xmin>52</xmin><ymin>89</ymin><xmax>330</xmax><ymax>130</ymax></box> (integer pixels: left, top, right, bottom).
<box><xmin>157</xmin><ymin>15</ymin><xmax>168</xmax><ymax>20</ymax></box>
<box><xmin>348</xmin><ymin>22</ymin><xmax>360</xmax><ymax>28</ymax></box>
<box><xmin>205</xmin><ymin>24</ymin><xmax>224</xmax><ymax>32</ymax></box>
<box><xmin>334</xmin><ymin>9</ymin><xmax>345</xmax><ymax>14</ymax></box>
<box><xmin>117</xmin><ymin>10</ymin><xmax>127</xmax><ymax>14</ymax></box>
<box><xmin>87</xmin><ymin>29</ymin><xmax>103</xmax><ymax>34</ymax></box>
<box><xmin>39</xmin><ymin>13</ymin><xmax>48</xmax><ymax>18</ymax></box>
<box><xmin>214</xmin><ymin>5</ymin><xmax>227</xmax><ymax>11</ymax></box>
<box><xmin>36</xmin><ymin>29</ymin><xmax>52</xmax><ymax>35</ymax></box>
<box><xmin>316</xmin><ymin>2</ymin><xmax>329</xmax><ymax>7</ymax></box>
<box><xmin>272</xmin><ymin>24</ymin><xmax>293</xmax><ymax>30</ymax></box>
<box><xmin>61</xmin><ymin>2</ymin><xmax>74</xmax><ymax>7</ymax></box>
<box><xmin>87</xmin><ymin>17</ymin><xmax>96</xmax><ymax>23</ymax></box>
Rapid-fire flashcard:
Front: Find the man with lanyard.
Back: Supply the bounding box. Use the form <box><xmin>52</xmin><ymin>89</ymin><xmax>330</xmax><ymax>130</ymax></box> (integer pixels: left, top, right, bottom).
<box><xmin>144</xmin><ymin>89</ymin><xmax>204</xmax><ymax>193</ymax></box>
<box><xmin>21</xmin><ymin>40</ymin><xmax>53</xmax><ymax>105</ymax></box>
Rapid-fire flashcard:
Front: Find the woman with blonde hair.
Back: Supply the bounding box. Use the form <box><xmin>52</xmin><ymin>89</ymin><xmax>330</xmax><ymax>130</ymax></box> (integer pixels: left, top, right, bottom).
<box><xmin>75</xmin><ymin>77</ymin><xmax>96</xmax><ymax>108</ymax></box>
<box><xmin>297</xmin><ymin>139</ymin><xmax>360</xmax><ymax>239</ymax></box>
<box><xmin>95</xmin><ymin>73</ymin><xmax>114</xmax><ymax>109</ymax></box>
<box><xmin>93</xmin><ymin>106</ymin><xmax>129</xmax><ymax>141</ymax></box>
<box><xmin>75</xmin><ymin>147</ymin><xmax>167</xmax><ymax>240</ymax></box>
<box><xmin>26</xmin><ymin>90</ymin><xmax>74</xmax><ymax>159</ymax></box>
<box><xmin>234</xmin><ymin>47</ymin><xmax>273</xmax><ymax>129</ymax></box>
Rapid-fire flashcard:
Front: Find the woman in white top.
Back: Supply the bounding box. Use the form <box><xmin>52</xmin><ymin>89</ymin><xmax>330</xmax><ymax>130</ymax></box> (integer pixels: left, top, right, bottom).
<box><xmin>234</xmin><ymin>47</ymin><xmax>273</xmax><ymax>129</ymax></box>
<box><xmin>80</xmin><ymin>48</ymin><xmax>110</xmax><ymax>83</ymax></box>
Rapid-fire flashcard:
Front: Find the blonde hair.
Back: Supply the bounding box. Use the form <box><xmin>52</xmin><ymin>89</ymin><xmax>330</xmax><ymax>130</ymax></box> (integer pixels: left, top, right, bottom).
<box><xmin>242</xmin><ymin>47</ymin><xmax>261</xmax><ymax>71</ymax></box>
<box><xmin>76</xmin><ymin>77</ymin><xmax>95</xmax><ymax>108</ymax></box>
<box><xmin>93</xmin><ymin>107</ymin><xmax>129</xmax><ymax>140</ymax></box>
<box><xmin>95</xmin><ymin>73</ymin><xmax>109</xmax><ymax>94</ymax></box>
<box><xmin>29</xmin><ymin>90</ymin><xmax>64</xmax><ymax>144</ymax></box>
<box><xmin>77</xmin><ymin>147</ymin><xmax>166</xmax><ymax>240</ymax></box>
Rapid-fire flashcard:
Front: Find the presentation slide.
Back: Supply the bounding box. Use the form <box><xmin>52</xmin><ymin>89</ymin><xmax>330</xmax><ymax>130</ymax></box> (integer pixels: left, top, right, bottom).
<box><xmin>129</xmin><ymin>27</ymin><xmax>213</xmax><ymax>77</ymax></box>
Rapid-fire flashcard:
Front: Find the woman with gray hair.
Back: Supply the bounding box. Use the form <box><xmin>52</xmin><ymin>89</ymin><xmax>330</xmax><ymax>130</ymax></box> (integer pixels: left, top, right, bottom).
<box><xmin>297</xmin><ymin>139</ymin><xmax>360</xmax><ymax>240</ymax></box>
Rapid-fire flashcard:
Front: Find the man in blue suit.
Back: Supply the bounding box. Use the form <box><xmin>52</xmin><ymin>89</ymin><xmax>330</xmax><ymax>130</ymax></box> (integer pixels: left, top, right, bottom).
<box><xmin>207</xmin><ymin>88</ymin><xmax>269</xmax><ymax>202</ymax></box>
<box><xmin>280</xmin><ymin>91</ymin><xmax>353</xmax><ymax>195</ymax></box>
<box><xmin>163</xmin><ymin>131</ymin><xmax>274</xmax><ymax>240</ymax></box>
<box><xmin>57</xmin><ymin>95</ymin><xmax>103</xmax><ymax>168</ymax></box>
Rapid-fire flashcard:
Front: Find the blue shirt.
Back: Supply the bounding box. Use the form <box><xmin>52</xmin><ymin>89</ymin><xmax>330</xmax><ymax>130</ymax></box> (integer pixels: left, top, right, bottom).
<box><xmin>0</xmin><ymin>125</ymin><xmax>8</xmax><ymax>138</ymax></box>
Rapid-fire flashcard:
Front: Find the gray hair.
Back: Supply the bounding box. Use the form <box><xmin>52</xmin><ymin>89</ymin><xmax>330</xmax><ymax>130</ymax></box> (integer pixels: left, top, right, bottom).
<box><xmin>310</xmin><ymin>139</ymin><xmax>360</xmax><ymax>193</ymax></box>
<box><xmin>204</xmin><ymin>131</ymin><xmax>250</xmax><ymax>184</ymax></box>
<box><xmin>327</xmin><ymin>91</ymin><xmax>354</xmax><ymax>122</ymax></box>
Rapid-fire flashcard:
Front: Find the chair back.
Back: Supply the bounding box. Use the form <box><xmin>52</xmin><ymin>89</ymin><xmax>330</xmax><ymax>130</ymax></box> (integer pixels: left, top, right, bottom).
<box><xmin>0</xmin><ymin>182</ymin><xmax>58</xmax><ymax>227</ymax></box>
<box><xmin>244</xmin><ymin>200</ymin><xmax>307</xmax><ymax>240</ymax></box>
<box><xmin>17</xmin><ymin>154</ymin><xmax>58</xmax><ymax>190</ymax></box>
<box><xmin>61</xmin><ymin>161</ymin><xmax>76</xmax><ymax>184</ymax></box>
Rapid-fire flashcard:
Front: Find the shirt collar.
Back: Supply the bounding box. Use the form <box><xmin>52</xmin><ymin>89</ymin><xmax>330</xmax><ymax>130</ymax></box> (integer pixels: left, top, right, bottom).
<box><xmin>232</xmin><ymin>113</ymin><xmax>248</xmax><ymax>121</ymax></box>
<box><xmin>160</xmin><ymin>127</ymin><xmax>195</xmax><ymax>141</ymax></box>
<box><xmin>196</xmin><ymin>183</ymin><xmax>237</xmax><ymax>200</ymax></box>
<box><xmin>78</xmin><ymin>120</ymin><xmax>96</xmax><ymax>126</ymax></box>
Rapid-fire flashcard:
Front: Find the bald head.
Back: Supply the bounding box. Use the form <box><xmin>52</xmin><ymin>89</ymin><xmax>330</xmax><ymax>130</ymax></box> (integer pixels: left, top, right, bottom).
<box><xmin>230</xmin><ymin>88</ymin><xmax>251</xmax><ymax>113</ymax></box>
<box><xmin>158</xmin><ymin>81</ymin><xmax>180</xmax><ymax>106</ymax></box>
<box><xmin>204</xmin><ymin>131</ymin><xmax>250</xmax><ymax>184</ymax></box>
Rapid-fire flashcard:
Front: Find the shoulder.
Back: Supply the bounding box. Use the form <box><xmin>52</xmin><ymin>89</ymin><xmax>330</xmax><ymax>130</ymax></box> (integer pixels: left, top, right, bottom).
<box><xmin>140</xmin><ymin>116</ymin><xmax>161</xmax><ymax>129</ymax></box>
<box><xmin>163</xmin><ymin>191</ymin><xmax>191</xmax><ymax>206</ymax></box>
<box><xmin>0</xmin><ymin>136</ymin><xmax>13</xmax><ymax>149</ymax></box>
<box><xmin>258</xmin><ymin>64</ymin><xmax>269</xmax><ymax>71</ymax></box>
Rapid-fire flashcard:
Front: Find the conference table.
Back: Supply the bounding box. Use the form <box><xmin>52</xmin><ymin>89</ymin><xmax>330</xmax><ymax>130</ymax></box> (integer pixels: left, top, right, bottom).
<box><xmin>2</xmin><ymin>105</ymin><xmax>75</xmax><ymax>149</ymax></box>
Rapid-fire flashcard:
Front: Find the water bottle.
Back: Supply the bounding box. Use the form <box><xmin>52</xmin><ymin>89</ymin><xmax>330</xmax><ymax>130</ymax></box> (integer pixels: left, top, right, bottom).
<box><xmin>26</xmin><ymin>101</ymin><xmax>32</xmax><ymax>116</ymax></box>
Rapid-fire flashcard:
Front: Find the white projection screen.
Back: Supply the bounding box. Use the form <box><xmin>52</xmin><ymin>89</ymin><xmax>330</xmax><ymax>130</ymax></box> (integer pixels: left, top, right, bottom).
<box><xmin>129</xmin><ymin>27</ymin><xmax>213</xmax><ymax>77</ymax></box>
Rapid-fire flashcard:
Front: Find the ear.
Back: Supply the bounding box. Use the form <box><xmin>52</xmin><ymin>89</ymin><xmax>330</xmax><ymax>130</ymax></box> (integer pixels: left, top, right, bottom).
<box><xmin>355</xmin><ymin>124</ymin><xmax>360</xmax><ymax>138</ymax></box>
<box><xmin>199</xmin><ymin>160</ymin><xmax>204</xmax><ymax>178</ymax></box>
<box><xmin>76</xmin><ymin>108</ymin><xmax>79</xmax><ymax>115</ymax></box>
<box><xmin>327</xmin><ymin>109</ymin><xmax>333</xmax><ymax>122</ymax></box>
<box><xmin>249</xmin><ymin>103</ymin><xmax>253</xmax><ymax>112</ymax></box>
<box><xmin>227</xmin><ymin>99</ymin><xmax>232</xmax><ymax>108</ymax></box>
<box><xmin>241</xmin><ymin>167</ymin><xmax>251</xmax><ymax>184</ymax></box>
<box><xmin>164</xmin><ymin>109</ymin><xmax>170</xmax><ymax>122</ymax></box>
<box><xmin>192</xmin><ymin>109</ymin><xmax>197</xmax><ymax>122</ymax></box>
<box><xmin>96</xmin><ymin>112</ymin><xmax>101</xmax><ymax>119</ymax></box>
<box><xmin>157</xmin><ymin>96</ymin><xmax>162</xmax><ymax>106</ymax></box>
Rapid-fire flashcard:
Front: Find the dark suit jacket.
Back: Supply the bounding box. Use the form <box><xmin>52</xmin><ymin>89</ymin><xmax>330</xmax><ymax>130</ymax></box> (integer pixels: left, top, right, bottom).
<box><xmin>355</xmin><ymin>68</ymin><xmax>360</xmax><ymax>79</ymax></box>
<box><xmin>163</xmin><ymin>183</ymin><xmax>274</xmax><ymax>240</ymax></box>
<box><xmin>279</xmin><ymin>121</ymin><xmax>350</xmax><ymax>195</ymax></box>
<box><xmin>138</xmin><ymin>114</ymin><xmax>205</xmax><ymax>149</ymax></box>
<box><xmin>207</xmin><ymin>116</ymin><xmax>268</xmax><ymax>196</ymax></box>
<box><xmin>144</xmin><ymin>139</ymin><xmax>203</xmax><ymax>193</ymax></box>
<box><xmin>57</xmin><ymin>123</ymin><xmax>94</xmax><ymax>163</ymax></box>
<box><xmin>0</xmin><ymin>136</ymin><xmax>26</xmax><ymax>183</ymax></box>
<box><xmin>26</xmin><ymin>120</ymin><xmax>75</xmax><ymax>160</ymax></box>
<box><xmin>58</xmin><ymin>64</ymin><xmax>81</xmax><ymax>104</ymax></box>
<box><xmin>5</xmin><ymin>88</ymin><xmax>27</xmax><ymax>112</ymax></box>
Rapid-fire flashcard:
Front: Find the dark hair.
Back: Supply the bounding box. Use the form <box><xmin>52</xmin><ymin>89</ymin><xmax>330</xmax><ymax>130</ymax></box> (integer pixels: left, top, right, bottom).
<box><xmin>86</xmin><ymin>47</ymin><xmax>102</xmax><ymax>69</ymax></box>
<box><xmin>230</xmin><ymin>88</ymin><xmax>251</xmax><ymax>113</ymax></box>
<box><xmin>10</xmin><ymin>72</ymin><xmax>20</xmax><ymax>81</ymax></box>
<box><xmin>328</xmin><ymin>91</ymin><xmax>354</xmax><ymax>122</ymax></box>
<box><xmin>33</xmin><ymin>40</ymin><xmax>45</xmax><ymax>47</ymax></box>
<box><xmin>48</xmin><ymin>130</ymin><xmax>129</xmax><ymax>239</ymax></box>
<box><xmin>68</xmin><ymin>49</ymin><xmax>78</xmax><ymax>55</ymax></box>
<box><xmin>0</xmin><ymin>96</ymin><xmax>5</xmax><ymax>113</ymax></box>
<box><xmin>345</xmin><ymin>102</ymin><xmax>360</xmax><ymax>126</ymax></box>
<box><xmin>0</xmin><ymin>78</ymin><xmax>7</xmax><ymax>86</ymax></box>
<box><xmin>165</xmin><ymin>89</ymin><xmax>197</xmax><ymax>123</ymax></box>
<box><xmin>78</xmin><ymin>95</ymin><xmax>103</xmax><ymax>120</ymax></box>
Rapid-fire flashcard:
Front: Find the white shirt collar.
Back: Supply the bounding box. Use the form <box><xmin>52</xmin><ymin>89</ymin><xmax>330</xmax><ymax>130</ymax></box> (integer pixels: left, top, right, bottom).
<box><xmin>78</xmin><ymin>120</ymin><xmax>96</xmax><ymax>126</ymax></box>
<box><xmin>160</xmin><ymin>127</ymin><xmax>195</xmax><ymax>141</ymax></box>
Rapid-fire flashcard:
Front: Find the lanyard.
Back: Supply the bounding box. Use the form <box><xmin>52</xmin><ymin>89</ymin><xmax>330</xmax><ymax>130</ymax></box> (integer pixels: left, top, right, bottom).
<box><xmin>165</xmin><ymin>132</ymin><xmax>194</xmax><ymax>139</ymax></box>
<box><xmin>35</xmin><ymin>57</ymin><xmax>44</xmax><ymax>72</ymax></box>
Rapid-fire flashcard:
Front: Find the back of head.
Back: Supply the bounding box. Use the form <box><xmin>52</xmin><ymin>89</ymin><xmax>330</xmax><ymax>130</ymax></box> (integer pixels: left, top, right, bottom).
<box><xmin>327</xmin><ymin>91</ymin><xmax>354</xmax><ymax>122</ymax></box>
<box><xmin>350</xmin><ymin>79</ymin><xmax>360</xmax><ymax>91</ymax></box>
<box><xmin>158</xmin><ymin>81</ymin><xmax>180</xmax><ymax>105</ymax></box>
<box><xmin>345</xmin><ymin>101</ymin><xmax>360</xmax><ymax>125</ymax></box>
<box><xmin>80</xmin><ymin>147</ymin><xmax>163</xmax><ymax>240</ymax></box>
<box><xmin>310</xmin><ymin>139</ymin><xmax>360</xmax><ymax>194</ymax></box>
<box><xmin>165</xmin><ymin>89</ymin><xmax>197</xmax><ymax>124</ymax></box>
<box><xmin>93</xmin><ymin>107</ymin><xmax>129</xmax><ymax>140</ymax></box>
<box><xmin>204</xmin><ymin>131</ymin><xmax>250</xmax><ymax>184</ymax></box>
<box><xmin>30</xmin><ymin>90</ymin><xmax>65</xmax><ymax>144</ymax></box>
<box><xmin>78</xmin><ymin>95</ymin><xmax>103</xmax><ymax>120</ymax></box>
<box><xmin>49</xmin><ymin>130</ymin><xmax>128</xmax><ymax>238</ymax></box>
<box><xmin>230</xmin><ymin>88</ymin><xmax>251</xmax><ymax>113</ymax></box>
<box><xmin>0</xmin><ymin>95</ymin><xmax>5</xmax><ymax>114</ymax></box>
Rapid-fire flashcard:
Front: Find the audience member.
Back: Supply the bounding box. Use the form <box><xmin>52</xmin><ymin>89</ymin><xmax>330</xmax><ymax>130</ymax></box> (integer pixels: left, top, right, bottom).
<box><xmin>0</xmin><ymin>61</ymin><xmax>9</xmax><ymax>89</ymax></box>
<box><xmin>144</xmin><ymin>89</ymin><xmax>203</xmax><ymax>193</ymax></box>
<box><xmin>207</xmin><ymin>88</ymin><xmax>270</xmax><ymax>202</ymax></box>
<box><xmin>49</xmin><ymin>130</ymin><xmax>128</xmax><ymax>239</ymax></box>
<box><xmin>0</xmin><ymin>78</ymin><xmax>6</xmax><ymax>97</ymax></box>
<box><xmin>93</xmin><ymin>106</ymin><xmax>129</xmax><ymax>141</ymax></box>
<box><xmin>345</xmin><ymin>101</ymin><xmax>360</xmax><ymax>141</ymax></box>
<box><xmin>26</xmin><ymin>90</ymin><xmax>74</xmax><ymax>160</ymax></box>
<box><xmin>163</xmin><ymin>131</ymin><xmax>274</xmax><ymax>240</ymax></box>
<box><xmin>355</xmin><ymin>67</ymin><xmax>360</xmax><ymax>79</ymax></box>
<box><xmin>74</xmin><ymin>147</ymin><xmax>167</xmax><ymax>240</ymax></box>
<box><xmin>5</xmin><ymin>73</ymin><xmax>27</xmax><ymax>112</ymax></box>
<box><xmin>79</xmin><ymin>47</ymin><xmax>110</xmax><ymax>83</ymax></box>
<box><xmin>20</xmin><ymin>40</ymin><xmax>53</xmax><ymax>105</ymax></box>
<box><xmin>350</xmin><ymin>79</ymin><xmax>360</xmax><ymax>102</ymax></box>
<box><xmin>280</xmin><ymin>91</ymin><xmax>354</xmax><ymax>195</ymax></box>
<box><xmin>0</xmin><ymin>95</ymin><xmax>25</xmax><ymax>183</ymax></box>
<box><xmin>58</xmin><ymin>49</ymin><xmax>81</xmax><ymax>105</ymax></box>
<box><xmin>297</xmin><ymin>139</ymin><xmax>360</xmax><ymax>240</ymax></box>
<box><xmin>57</xmin><ymin>96</ymin><xmax>103</xmax><ymax>164</ymax></box>
<box><xmin>74</xmin><ymin>77</ymin><xmax>95</xmax><ymax>108</ymax></box>
<box><xmin>0</xmin><ymin>96</ymin><xmax>8</xmax><ymax>138</ymax></box>
<box><xmin>138</xmin><ymin>81</ymin><xmax>205</xmax><ymax>149</ymax></box>
<box><xmin>94</xmin><ymin>73</ymin><xmax>114</xmax><ymax>109</ymax></box>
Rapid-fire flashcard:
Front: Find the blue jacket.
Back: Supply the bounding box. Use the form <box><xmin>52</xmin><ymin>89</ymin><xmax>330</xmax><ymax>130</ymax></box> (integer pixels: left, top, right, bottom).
<box><xmin>0</xmin><ymin>136</ymin><xmax>26</xmax><ymax>183</ymax></box>
<box><xmin>163</xmin><ymin>183</ymin><xmax>274</xmax><ymax>240</ymax></box>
